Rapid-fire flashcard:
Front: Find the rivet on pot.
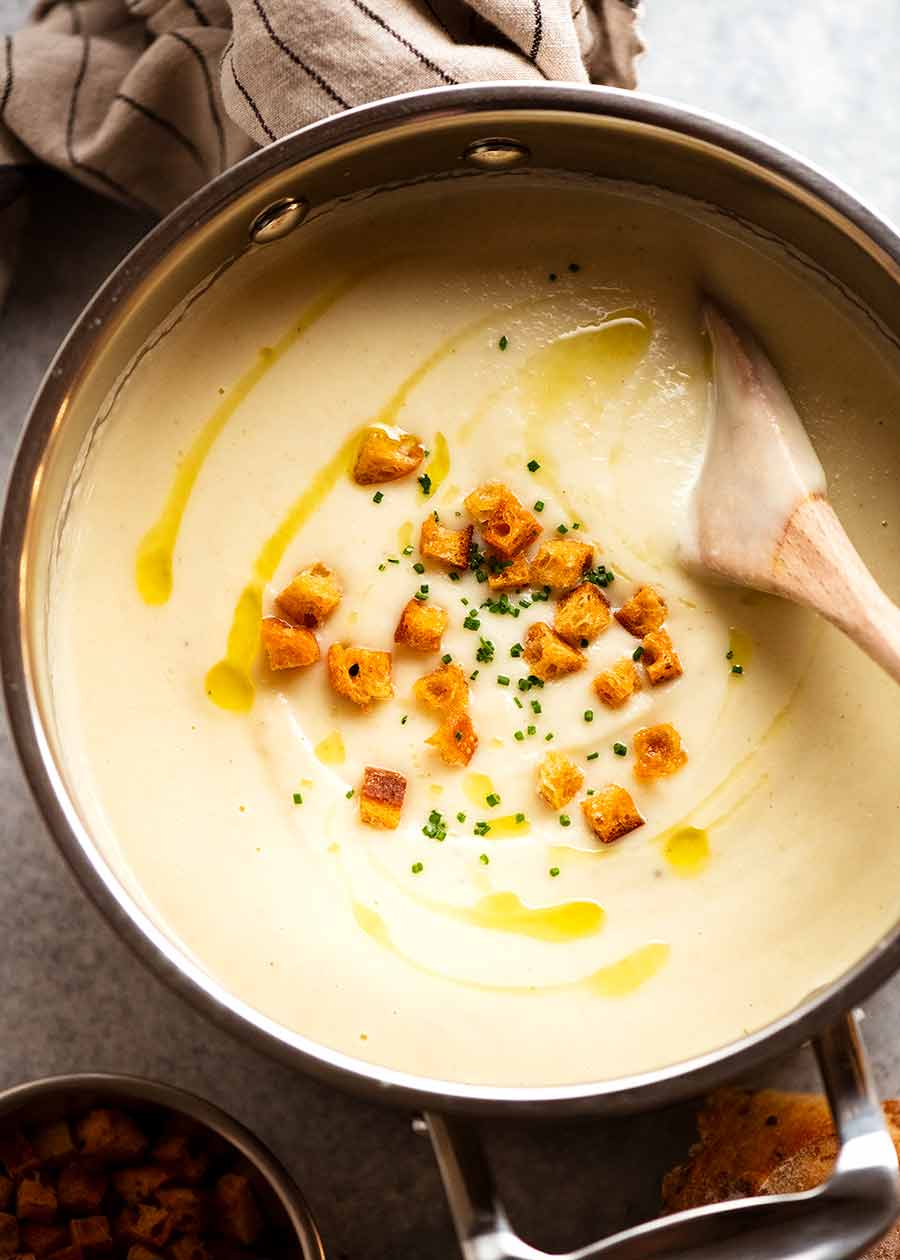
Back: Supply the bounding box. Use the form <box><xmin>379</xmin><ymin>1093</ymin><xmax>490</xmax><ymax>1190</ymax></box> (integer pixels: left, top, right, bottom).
<box><xmin>463</xmin><ymin>138</ymin><xmax>531</xmax><ymax>169</ymax></box>
<box><xmin>249</xmin><ymin>197</ymin><xmax>309</xmax><ymax>244</ymax></box>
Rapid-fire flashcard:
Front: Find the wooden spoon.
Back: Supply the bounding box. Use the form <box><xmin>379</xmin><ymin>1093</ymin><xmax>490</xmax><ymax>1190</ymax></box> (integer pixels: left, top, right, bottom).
<box><xmin>682</xmin><ymin>301</ymin><xmax>900</xmax><ymax>683</ymax></box>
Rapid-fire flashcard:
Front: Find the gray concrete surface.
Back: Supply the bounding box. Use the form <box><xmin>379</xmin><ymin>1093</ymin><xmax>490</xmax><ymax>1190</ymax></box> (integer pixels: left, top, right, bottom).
<box><xmin>1</xmin><ymin>3</ymin><xmax>899</xmax><ymax>1257</ymax></box>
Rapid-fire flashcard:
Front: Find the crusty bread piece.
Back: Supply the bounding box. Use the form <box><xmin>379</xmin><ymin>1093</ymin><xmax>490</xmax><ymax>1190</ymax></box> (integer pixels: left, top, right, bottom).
<box><xmin>663</xmin><ymin>1089</ymin><xmax>900</xmax><ymax>1259</ymax></box>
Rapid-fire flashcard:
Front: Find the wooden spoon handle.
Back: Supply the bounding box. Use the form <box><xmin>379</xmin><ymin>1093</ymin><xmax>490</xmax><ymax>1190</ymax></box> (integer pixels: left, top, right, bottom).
<box><xmin>774</xmin><ymin>494</ymin><xmax>900</xmax><ymax>684</ymax></box>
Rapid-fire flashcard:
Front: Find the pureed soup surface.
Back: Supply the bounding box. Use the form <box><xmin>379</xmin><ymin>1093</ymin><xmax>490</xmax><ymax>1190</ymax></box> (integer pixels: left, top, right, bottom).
<box><xmin>50</xmin><ymin>176</ymin><xmax>900</xmax><ymax>1085</ymax></box>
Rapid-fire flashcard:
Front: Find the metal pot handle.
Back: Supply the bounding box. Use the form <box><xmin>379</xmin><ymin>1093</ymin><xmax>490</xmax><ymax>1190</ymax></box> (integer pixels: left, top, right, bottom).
<box><xmin>425</xmin><ymin>1011</ymin><xmax>900</xmax><ymax>1260</ymax></box>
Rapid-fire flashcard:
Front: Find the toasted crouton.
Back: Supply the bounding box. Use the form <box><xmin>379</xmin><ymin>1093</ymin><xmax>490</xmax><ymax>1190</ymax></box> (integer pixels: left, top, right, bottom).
<box><xmin>155</xmin><ymin>1189</ymin><xmax>208</xmax><ymax>1235</ymax></box>
<box><xmin>327</xmin><ymin>644</ymin><xmax>393</xmax><ymax>709</ymax></box>
<box><xmin>615</xmin><ymin>585</ymin><xmax>668</xmax><ymax>637</ymax></box>
<box><xmin>146</xmin><ymin>1135</ymin><xmax>206</xmax><ymax>1184</ymax></box>
<box><xmin>0</xmin><ymin>1217</ymin><xmax>19</xmax><ymax>1258</ymax></box>
<box><xmin>537</xmin><ymin>752</ymin><xmax>584</xmax><ymax>810</ymax></box>
<box><xmin>529</xmin><ymin>539</ymin><xmax>593</xmax><ymax>591</ymax></box>
<box><xmin>353</xmin><ymin>424</ymin><xmax>424</xmax><ymax>485</ymax></box>
<box><xmin>394</xmin><ymin>599</ymin><xmax>448</xmax><ymax>652</ymax></box>
<box><xmin>413</xmin><ymin>662</ymin><xmax>469</xmax><ymax>713</ymax></box>
<box><xmin>487</xmin><ymin>554</ymin><xmax>531</xmax><ymax>590</ymax></box>
<box><xmin>581</xmin><ymin>785</ymin><xmax>644</xmax><ymax>844</ymax></box>
<box><xmin>20</xmin><ymin>1224</ymin><xmax>66</xmax><ymax>1257</ymax></box>
<box><xmin>481</xmin><ymin>495</ymin><xmax>541</xmax><ymax>560</ymax></box>
<box><xmin>30</xmin><ymin>1122</ymin><xmax>74</xmax><ymax>1168</ymax></box>
<box><xmin>0</xmin><ymin>1132</ymin><xmax>38</xmax><ymax>1181</ymax></box>
<box><xmin>420</xmin><ymin>517</ymin><xmax>472</xmax><ymax>568</ymax></box>
<box><xmin>68</xmin><ymin>1216</ymin><xmax>113</xmax><ymax>1253</ymax></box>
<box><xmin>593</xmin><ymin>658</ymin><xmax>641</xmax><ymax>709</ymax></box>
<box><xmin>464</xmin><ymin>480</ymin><xmax>509</xmax><ymax>522</ymax></box>
<box><xmin>260</xmin><ymin>618</ymin><xmax>319</xmax><ymax>670</ymax></box>
<box><xmin>215</xmin><ymin>1175</ymin><xmax>262</xmax><ymax>1247</ymax></box>
<box><xmin>554</xmin><ymin>582</ymin><xmax>610</xmax><ymax>647</ymax></box>
<box><xmin>359</xmin><ymin>766</ymin><xmax>407</xmax><ymax>829</ymax></box>
<box><xmin>523</xmin><ymin>623</ymin><xmax>585</xmax><ymax>682</ymax></box>
<box><xmin>426</xmin><ymin>710</ymin><xmax>478</xmax><ymax>767</ymax></box>
<box><xmin>0</xmin><ymin>1181</ymin><xmax>9</xmax><ymax>1214</ymax></box>
<box><xmin>76</xmin><ymin>1111</ymin><xmax>146</xmax><ymax>1165</ymax></box>
<box><xmin>641</xmin><ymin>628</ymin><xmax>683</xmax><ymax>685</ymax></box>
<box><xmin>15</xmin><ymin>1182</ymin><xmax>56</xmax><ymax>1225</ymax></box>
<box><xmin>167</xmin><ymin>1240</ymin><xmax>208</xmax><ymax>1260</ymax></box>
<box><xmin>275</xmin><ymin>562</ymin><xmax>341</xmax><ymax>627</ymax></box>
<box><xmin>126</xmin><ymin>1248</ymin><xmax>165</xmax><ymax>1260</ymax></box>
<box><xmin>57</xmin><ymin>1164</ymin><xmax>108</xmax><ymax>1216</ymax></box>
<box><xmin>633</xmin><ymin>724</ymin><xmax>688</xmax><ymax>779</ymax></box>
<box><xmin>116</xmin><ymin>1206</ymin><xmax>171</xmax><ymax>1249</ymax></box>
<box><xmin>110</xmin><ymin>1167</ymin><xmax>168</xmax><ymax>1206</ymax></box>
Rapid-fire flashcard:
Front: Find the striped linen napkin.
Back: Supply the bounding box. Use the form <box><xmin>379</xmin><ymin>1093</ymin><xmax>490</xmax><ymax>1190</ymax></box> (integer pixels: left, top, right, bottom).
<box><xmin>0</xmin><ymin>0</ymin><xmax>641</xmax><ymax>308</ymax></box>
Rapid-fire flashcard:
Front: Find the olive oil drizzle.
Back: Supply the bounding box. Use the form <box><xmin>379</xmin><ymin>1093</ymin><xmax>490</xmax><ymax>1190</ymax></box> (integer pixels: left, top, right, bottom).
<box><xmin>135</xmin><ymin>272</ymin><xmax>367</xmax><ymax>607</ymax></box>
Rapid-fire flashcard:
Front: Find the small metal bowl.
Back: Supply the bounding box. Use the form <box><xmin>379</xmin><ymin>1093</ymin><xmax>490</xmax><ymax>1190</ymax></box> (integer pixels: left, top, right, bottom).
<box><xmin>0</xmin><ymin>1073</ymin><xmax>324</xmax><ymax>1260</ymax></box>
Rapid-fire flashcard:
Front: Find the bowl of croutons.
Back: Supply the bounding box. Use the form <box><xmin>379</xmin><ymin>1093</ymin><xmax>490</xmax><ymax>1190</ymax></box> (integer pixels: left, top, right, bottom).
<box><xmin>0</xmin><ymin>1075</ymin><xmax>324</xmax><ymax>1260</ymax></box>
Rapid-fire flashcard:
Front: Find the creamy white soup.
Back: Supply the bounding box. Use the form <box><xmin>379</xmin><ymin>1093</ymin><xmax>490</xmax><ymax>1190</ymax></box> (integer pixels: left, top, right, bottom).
<box><xmin>50</xmin><ymin>176</ymin><xmax>900</xmax><ymax>1086</ymax></box>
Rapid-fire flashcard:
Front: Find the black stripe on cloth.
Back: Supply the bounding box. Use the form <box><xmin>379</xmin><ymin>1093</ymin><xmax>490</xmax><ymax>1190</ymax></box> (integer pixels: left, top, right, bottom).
<box><xmin>422</xmin><ymin>0</ymin><xmax>453</xmax><ymax>40</ymax></box>
<box><xmin>349</xmin><ymin>0</ymin><xmax>457</xmax><ymax>85</ymax></box>
<box><xmin>181</xmin><ymin>0</ymin><xmax>210</xmax><ymax>25</ymax></box>
<box><xmin>66</xmin><ymin>35</ymin><xmax>154</xmax><ymax>210</ymax></box>
<box><xmin>252</xmin><ymin>0</ymin><xmax>350</xmax><ymax>109</ymax></box>
<box><xmin>529</xmin><ymin>0</ymin><xmax>543</xmax><ymax>61</ymax></box>
<box><xmin>0</xmin><ymin>35</ymin><xmax>12</xmax><ymax>120</ymax></box>
<box><xmin>115</xmin><ymin>92</ymin><xmax>206</xmax><ymax>171</ymax></box>
<box><xmin>169</xmin><ymin>30</ymin><xmax>226</xmax><ymax>171</ymax></box>
<box><xmin>228</xmin><ymin>51</ymin><xmax>276</xmax><ymax>141</ymax></box>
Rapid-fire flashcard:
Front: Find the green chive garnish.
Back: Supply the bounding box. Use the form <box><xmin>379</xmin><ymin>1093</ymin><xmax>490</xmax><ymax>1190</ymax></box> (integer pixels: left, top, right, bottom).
<box><xmin>587</xmin><ymin>751</ymin><xmax>599</xmax><ymax>761</ymax></box>
<box><xmin>534</xmin><ymin>500</ymin><xmax>545</xmax><ymax>512</ymax></box>
<box><xmin>613</xmin><ymin>742</ymin><xmax>627</xmax><ymax>756</ymax></box>
<box><xmin>497</xmin><ymin>675</ymin><xmax>510</xmax><ymax>686</ymax></box>
<box><xmin>583</xmin><ymin>710</ymin><xmax>594</xmax><ymax>723</ymax></box>
<box><xmin>632</xmin><ymin>645</ymin><xmax>644</xmax><ymax>661</ymax></box>
<box><xmin>526</xmin><ymin>459</ymin><xmax>540</xmax><ymax>472</ymax></box>
<box><xmin>372</xmin><ymin>491</ymin><xmax>384</xmax><ymax>503</ymax></box>
<box><xmin>559</xmin><ymin>815</ymin><xmax>571</xmax><ymax>827</ymax></box>
<box><xmin>498</xmin><ymin>335</ymin><xmax>508</xmax><ymax>351</ymax></box>
<box><xmin>549</xmin><ymin>866</ymin><xmax>560</xmax><ymax>877</ymax></box>
<box><xmin>292</xmin><ymin>792</ymin><xmax>303</xmax><ymax>805</ymax></box>
<box><xmin>411</xmin><ymin>862</ymin><xmax>424</xmax><ymax>874</ymax></box>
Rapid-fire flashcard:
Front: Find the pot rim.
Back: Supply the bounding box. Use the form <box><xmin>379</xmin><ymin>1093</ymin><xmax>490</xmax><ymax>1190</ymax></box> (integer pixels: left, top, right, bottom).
<box><xmin>4</xmin><ymin>81</ymin><xmax>900</xmax><ymax>1117</ymax></box>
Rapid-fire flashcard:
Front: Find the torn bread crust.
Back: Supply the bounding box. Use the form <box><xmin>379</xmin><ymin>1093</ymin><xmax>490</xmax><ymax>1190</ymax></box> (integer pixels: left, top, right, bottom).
<box><xmin>275</xmin><ymin>562</ymin><xmax>341</xmax><ymax>627</ymax></box>
<box><xmin>420</xmin><ymin>517</ymin><xmax>473</xmax><ymax>568</ymax></box>
<box><xmin>614</xmin><ymin>584</ymin><xmax>668</xmax><ymax>637</ymax></box>
<box><xmin>581</xmin><ymin>784</ymin><xmax>644</xmax><ymax>844</ymax></box>
<box><xmin>260</xmin><ymin>618</ymin><xmax>320</xmax><ymax>670</ymax></box>
<box><xmin>353</xmin><ymin>424</ymin><xmax>424</xmax><ymax>485</ymax></box>
<box><xmin>394</xmin><ymin>598</ymin><xmax>448</xmax><ymax>652</ymax></box>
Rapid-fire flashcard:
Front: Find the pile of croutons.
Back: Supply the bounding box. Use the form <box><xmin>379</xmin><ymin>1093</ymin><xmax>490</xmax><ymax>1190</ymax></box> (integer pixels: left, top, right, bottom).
<box><xmin>258</xmin><ymin>423</ymin><xmax>688</xmax><ymax>844</ymax></box>
<box><xmin>0</xmin><ymin>1106</ymin><xmax>270</xmax><ymax>1260</ymax></box>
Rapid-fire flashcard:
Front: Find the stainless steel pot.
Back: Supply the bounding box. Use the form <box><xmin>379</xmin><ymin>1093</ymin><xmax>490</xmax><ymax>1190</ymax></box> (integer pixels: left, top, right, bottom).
<box><xmin>3</xmin><ymin>83</ymin><xmax>900</xmax><ymax>1260</ymax></box>
<box><xmin>0</xmin><ymin>1073</ymin><xmax>324</xmax><ymax>1260</ymax></box>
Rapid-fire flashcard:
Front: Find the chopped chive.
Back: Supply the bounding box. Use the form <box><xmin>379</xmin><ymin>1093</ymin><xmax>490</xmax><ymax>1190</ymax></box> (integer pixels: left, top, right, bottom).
<box><xmin>731</xmin><ymin>664</ymin><xmax>744</xmax><ymax>675</ymax></box>
<box><xmin>515</xmin><ymin>812</ymin><xmax>526</xmax><ymax>823</ymax></box>
<box><xmin>372</xmin><ymin>491</ymin><xmax>384</xmax><ymax>503</ymax></box>
<box><xmin>583</xmin><ymin>709</ymin><xmax>594</xmax><ymax>723</ymax></box>
<box><xmin>514</xmin><ymin>730</ymin><xmax>525</xmax><ymax>741</ymax></box>
<box><xmin>470</xmin><ymin>669</ymin><xmax>480</xmax><ymax>680</ymax></box>
<box><xmin>497</xmin><ymin>675</ymin><xmax>510</xmax><ymax>686</ymax></box>
<box><xmin>517</xmin><ymin>677</ymin><xmax>531</xmax><ymax>692</ymax></box>
<box><xmin>418</xmin><ymin>473</ymin><xmax>432</xmax><ymax>495</ymax></box>
<box><xmin>474</xmin><ymin>821</ymin><xmax>491</xmax><ymax>836</ymax></box>
<box><xmin>510</xmin><ymin>643</ymin><xmax>524</xmax><ymax>657</ymax></box>
<box><xmin>387</xmin><ymin>557</ymin><xmax>399</xmax><ymax>565</ymax></box>
<box><xmin>572</xmin><ymin>522</ymin><xmax>581</xmax><ymax>530</ymax></box>
<box><xmin>726</xmin><ymin>649</ymin><xmax>734</xmax><ymax>660</ymax></box>
<box><xmin>423</xmin><ymin>810</ymin><xmax>448</xmax><ymax>841</ymax></box>
<box><xmin>557</xmin><ymin>523</ymin><xmax>568</xmax><ymax>534</ymax></box>
<box><xmin>346</xmin><ymin>789</ymin><xmax>354</xmax><ymax>799</ymax></box>
<box><xmin>559</xmin><ymin>814</ymin><xmax>571</xmax><ymax>827</ymax></box>
<box><xmin>533</xmin><ymin>500</ymin><xmax>545</xmax><ymax>512</ymax></box>
<box><xmin>486</xmin><ymin>793</ymin><xmax>501</xmax><ymax>808</ymax></box>
<box><xmin>401</xmin><ymin>714</ymin><xmax>408</xmax><ymax>725</ymax></box>
<box><xmin>531</xmin><ymin>699</ymin><xmax>542</xmax><ymax>714</ymax></box>
<box><xmin>586</xmin><ymin>788</ymin><xmax>595</xmax><ymax>795</ymax></box>
<box><xmin>449</xmin><ymin>571</ymin><xmax>461</xmax><ymax>581</ymax></box>
<box><xmin>479</xmin><ymin>853</ymin><xmax>490</xmax><ymax>865</ymax></box>
<box><xmin>549</xmin><ymin>866</ymin><xmax>560</xmax><ymax>877</ymax></box>
<box><xmin>632</xmin><ymin>645</ymin><xmax>644</xmax><ymax>661</ymax></box>
<box><xmin>527</xmin><ymin>724</ymin><xmax>536</xmax><ymax>736</ymax></box>
<box><xmin>377</xmin><ymin>563</ymin><xmax>386</xmax><ymax>572</ymax></box>
<box><xmin>476</xmin><ymin>637</ymin><xmax>495</xmax><ymax>663</ymax></box>
<box><xmin>463</xmin><ymin>612</ymin><xmax>481</xmax><ymax>631</ymax></box>
<box><xmin>513</xmin><ymin>696</ymin><xmax>523</xmax><ymax>709</ymax></box>
<box><xmin>587</xmin><ymin>751</ymin><xmax>599</xmax><ymax>761</ymax></box>
<box><xmin>519</xmin><ymin>597</ymin><xmax>532</xmax><ymax>608</ymax></box>
<box><xmin>544</xmin><ymin>732</ymin><xmax>554</xmax><ymax>741</ymax></box>
<box><xmin>457</xmin><ymin>812</ymin><xmax>466</xmax><ymax>823</ymax></box>
<box><xmin>613</xmin><ymin>742</ymin><xmax>627</xmax><ymax>756</ymax></box>
<box><xmin>440</xmin><ymin>654</ymin><xmax>451</xmax><ymax>665</ymax></box>
<box><xmin>498</xmin><ymin>335</ymin><xmax>509</xmax><ymax>351</ymax></box>
<box><xmin>413</xmin><ymin>561</ymin><xmax>425</xmax><ymax>574</ymax></box>
<box><xmin>526</xmin><ymin>458</ymin><xmax>540</xmax><ymax>472</ymax></box>
<box><xmin>402</xmin><ymin>545</ymin><xmax>414</xmax><ymax>556</ymax></box>
<box><xmin>411</xmin><ymin>861</ymin><xmax>424</xmax><ymax>874</ymax></box>
<box><xmin>292</xmin><ymin>792</ymin><xmax>303</xmax><ymax>805</ymax></box>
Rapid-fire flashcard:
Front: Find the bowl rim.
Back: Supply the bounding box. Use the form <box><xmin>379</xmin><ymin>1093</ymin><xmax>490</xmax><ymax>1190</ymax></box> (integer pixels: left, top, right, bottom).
<box><xmin>0</xmin><ymin>1071</ymin><xmax>324</xmax><ymax>1259</ymax></box>
<box><xmin>4</xmin><ymin>81</ymin><xmax>900</xmax><ymax>1117</ymax></box>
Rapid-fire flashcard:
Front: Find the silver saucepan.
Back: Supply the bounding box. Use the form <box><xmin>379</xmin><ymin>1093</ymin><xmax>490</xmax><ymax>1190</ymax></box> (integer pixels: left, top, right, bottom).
<box><xmin>3</xmin><ymin>84</ymin><xmax>900</xmax><ymax>1260</ymax></box>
